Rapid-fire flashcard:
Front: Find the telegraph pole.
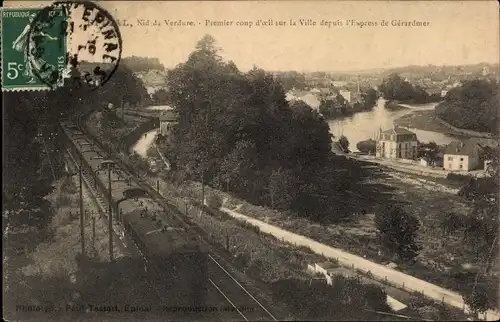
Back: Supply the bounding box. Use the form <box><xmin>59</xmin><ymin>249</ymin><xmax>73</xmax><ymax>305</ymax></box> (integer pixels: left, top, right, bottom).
<box><xmin>79</xmin><ymin>158</ymin><xmax>85</xmax><ymax>257</ymax></box>
<box><xmin>121</xmin><ymin>97</ymin><xmax>124</xmax><ymax>121</ymax></box>
<box><xmin>108</xmin><ymin>165</ymin><xmax>113</xmax><ymax>262</ymax></box>
<box><xmin>201</xmin><ymin>168</ymin><xmax>205</xmax><ymax>205</ymax></box>
<box><xmin>102</xmin><ymin>160</ymin><xmax>115</xmax><ymax>262</ymax></box>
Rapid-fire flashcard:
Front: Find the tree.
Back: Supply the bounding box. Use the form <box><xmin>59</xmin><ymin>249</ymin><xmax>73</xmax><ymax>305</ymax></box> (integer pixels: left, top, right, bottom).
<box><xmin>269</xmin><ymin>167</ymin><xmax>297</xmax><ymax>210</ymax></box>
<box><xmin>165</xmin><ymin>34</ymin><xmax>365</xmax><ymax>223</ymax></box>
<box><xmin>362</xmin><ymin>88</ymin><xmax>378</xmax><ymax>108</ymax></box>
<box><xmin>379</xmin><ymin>73</ymin><xmax>429</xmax><ymax>103</ymax></box>
<box><xmin>439</xmin><ymin>212</ymin><xmax>465</xmax><ymax>235</ymax></box>
<box><xmin>97</xmin><ymin>64</ymin><xmax>150</xmax><ymax>108</ymax></box>
<box><xmin>121</xmin><ymin>56</ymin><xmax>165</xmax><ymax>73</ymax></box>
<box><xmin>338</xmin><ymin>135</ymin><xmax>350</xmax><ymax>153</ymax></box>
<box><xmin>462</xmin><ymin>278</ymin><xmax>495</xmax><ymax>318</ymax></box>
<box><xmin>375</xmin><ymin>204</ymin><xmax>421</xmax><ymax>262</ymax></box>
<box><xmin>419</xmin><ymin>141</ymin><xmax>440</xmax><ymax>165</ymax></box>
<box><xmin>356</xmin><ymin>139</ymin><xmax>376</xmax><ymax>154</ymax></box>
<box><xmin>151</xmin><ymin>88</ymin><xmax>170</xmax><ymax>105</ymax></box>
<box><xmin>436</xmin><ymin>80</ymin><xmax>498</xmax><ymax>134</ymax></box>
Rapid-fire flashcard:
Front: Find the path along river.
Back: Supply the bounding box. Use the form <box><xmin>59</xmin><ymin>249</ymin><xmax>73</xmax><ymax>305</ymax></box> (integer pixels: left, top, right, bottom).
<box><xmin>328</xmin><ymin>98</ymin><xmax>457</xmax><ymax>151</ymax></box>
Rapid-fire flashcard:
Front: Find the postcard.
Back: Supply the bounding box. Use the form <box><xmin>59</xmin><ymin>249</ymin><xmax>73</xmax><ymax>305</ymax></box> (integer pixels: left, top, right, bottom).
<box><xmin>3</xmin><ymin>0</ymin><xmax>499</xmax><ymax>321</ymax></box>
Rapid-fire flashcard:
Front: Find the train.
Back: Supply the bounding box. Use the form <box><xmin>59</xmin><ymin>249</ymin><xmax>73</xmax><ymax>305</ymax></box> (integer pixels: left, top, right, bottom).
<box><xmin>60</xmin><ymin>118</ymin><xmax>209</xmax><ymax>307</ymax></box>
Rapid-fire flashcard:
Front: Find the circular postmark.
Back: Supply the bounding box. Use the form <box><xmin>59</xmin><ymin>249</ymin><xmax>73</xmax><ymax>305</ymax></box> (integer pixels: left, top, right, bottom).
<box><xmin>27</xmin><ymin>0</ymin><xmax>122</xmax><ymax>90</ymax></box>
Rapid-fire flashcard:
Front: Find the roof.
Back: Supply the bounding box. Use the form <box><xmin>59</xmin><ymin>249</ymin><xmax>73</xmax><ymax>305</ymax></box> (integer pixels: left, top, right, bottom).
<box><xmin>381</xmin><ymin>126</ymin><xmax>416</xmax><ymax>136</ymax></box>
<box><xmin>443</xmin><ymin>140</ymin><xmax>480</xmax><ymax>156</ymax></box>
<box><xmin>298</xmin><ymin>93</ymin><xmax>321</xmax><ymax>109</ymax></box>
<box><xmin>122</xmin><ymin>207</ymin><xmax>200</xmax><ymax>256</ymax></box>
<box><xmin>159</xmin><ymin>110</ymin><xmax>178</xmax><ymax>122</ymax></box>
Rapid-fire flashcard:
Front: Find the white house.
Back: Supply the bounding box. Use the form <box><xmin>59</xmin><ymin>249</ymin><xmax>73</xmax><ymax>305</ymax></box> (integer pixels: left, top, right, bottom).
<box><xmin>443</xmin><ymin>140</ymin><xmax>481</xmax><ymax>171</ymax></box>
<box><xmin>376</xmin><ymin>126</ymin><xmax>418</xmax><ymax>160</ymax></box>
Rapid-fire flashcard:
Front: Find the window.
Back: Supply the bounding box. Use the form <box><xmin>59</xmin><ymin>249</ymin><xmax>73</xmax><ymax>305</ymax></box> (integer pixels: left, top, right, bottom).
<box><xmin>459</xmin><ymin>164</ymin><xmax>463</xmax><ymax>169</ymax></box>
<box><xmin>460</xmin><ymin>157</ymin><xmax>464</xmax><ymax>161</ymax></box>
<box><xmin>447</xmin><ymin>156</ymin><xmax>453</xmax><ymax>161</ymax></box>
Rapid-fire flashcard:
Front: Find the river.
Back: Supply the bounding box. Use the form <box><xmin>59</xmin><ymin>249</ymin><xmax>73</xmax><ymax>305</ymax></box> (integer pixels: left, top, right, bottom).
<box><xmin>328</xmin><ymin>98</ymin><xmax>457</xmax><ymax>152</ymax></box>
<box><xmin>141</xmin><ymin>102</ymin><xmax>457</xmax><ymax>154</ymax></box>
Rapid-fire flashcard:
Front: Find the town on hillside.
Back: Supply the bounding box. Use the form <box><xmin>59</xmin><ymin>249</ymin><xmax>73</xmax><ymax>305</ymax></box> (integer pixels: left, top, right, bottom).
<box><xmin>3</xmin><ymin>1</ymin><xmax>499</xmax><ymax>322</ymax></box>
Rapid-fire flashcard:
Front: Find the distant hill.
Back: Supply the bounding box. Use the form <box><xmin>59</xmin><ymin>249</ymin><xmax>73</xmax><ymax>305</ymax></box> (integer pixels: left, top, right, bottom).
<box><xmin>121</xmin><ymin>56</ymin><xmax>166</xmax><ymax>73</ymax></box>
<box><xmin>76</xmin><ymin>58</ymin><xmax>168</xmax><ymax>93</ymax></box>
<box><xmin>327</xmin><ymin>63</ymin><xmax>499</xmax><ymax>77</ymax></box>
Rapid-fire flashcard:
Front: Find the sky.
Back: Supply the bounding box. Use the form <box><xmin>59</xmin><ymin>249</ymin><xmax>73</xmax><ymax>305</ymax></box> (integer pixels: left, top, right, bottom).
<box><xmin>6</xmin><ymin>1</ymin><xmax>500</xmax><ymax>72</ymax></box>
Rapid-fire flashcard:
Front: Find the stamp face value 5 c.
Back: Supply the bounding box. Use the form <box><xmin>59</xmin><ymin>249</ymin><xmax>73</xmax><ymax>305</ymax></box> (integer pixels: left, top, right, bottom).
<box><xmin>2</xmin><ymin>8</ymin><xmax>67</xmax><ymax>91</ymax></box>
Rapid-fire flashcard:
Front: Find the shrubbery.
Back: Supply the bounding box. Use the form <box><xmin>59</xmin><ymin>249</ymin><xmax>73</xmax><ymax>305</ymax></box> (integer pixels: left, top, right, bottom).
<box><xmin>446</xmin><ymin>172</ymin><xmax>472</xmax><ymax>183</ymax></box>
<box><xmin>271</xmin><ymin>277</ymin><xmax>392</xmax><ymax>320</ymax></box>
<box><xmin>206</xmin><ymin>194</ymin><xmax>222</xmax><ymax>209</ymax></box>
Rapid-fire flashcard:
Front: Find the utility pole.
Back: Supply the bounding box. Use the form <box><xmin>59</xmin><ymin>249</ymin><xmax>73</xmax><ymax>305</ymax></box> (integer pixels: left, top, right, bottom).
<box><xmin>201</xmin><ymin>168</ymin><xmax>205</xmax><ymax>206</ymax></box>
<box><xmin>92</xmin><ymin>214</ymin><xmax>96</xmax><ymax>252</ymax></box>
<box><xmin>79</xmin><ymin>158</ymin><xmax>85</xmax><ymax>257</ymax></box>
<box><xmin>101</xmin><ymin>160</ymin><xmax>115</xmax><ymax>262</ymax></box>
<box><xmin>108</xmin><ymin>165</ymin><xmax>113</xmax><ymax>261</ymax></box>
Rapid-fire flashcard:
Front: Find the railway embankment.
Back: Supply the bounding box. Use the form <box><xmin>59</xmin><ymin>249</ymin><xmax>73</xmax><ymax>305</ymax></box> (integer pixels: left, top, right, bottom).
<box><xmin>84</xmin><ymin>110</ymin><xmax>466</xmax><ymax>321</ymax></box>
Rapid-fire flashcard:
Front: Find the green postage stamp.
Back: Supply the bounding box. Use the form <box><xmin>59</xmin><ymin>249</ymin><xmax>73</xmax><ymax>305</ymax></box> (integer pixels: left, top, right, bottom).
<box><xmin>1</xmin><ymin>8</ymin><xmax>67</xmax><ymax>91</ymax></box>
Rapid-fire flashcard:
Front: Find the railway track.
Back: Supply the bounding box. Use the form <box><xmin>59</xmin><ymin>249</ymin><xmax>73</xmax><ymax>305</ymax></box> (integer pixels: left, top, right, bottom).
<box><xmin>61</xmin><ymin>110</ymin><xmax>280</xmax><ymax>321</ymax></box>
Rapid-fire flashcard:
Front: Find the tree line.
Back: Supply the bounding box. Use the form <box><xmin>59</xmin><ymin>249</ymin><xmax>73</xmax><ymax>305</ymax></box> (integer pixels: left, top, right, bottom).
<box><xmin>161</xmin><ymin>35</ymin><xmax>374</xmax><ymax>223</ymax></box>
<box><xmin>379</xmin><ymin>73</ymin><xmax>440</xmax><ymax>104</ymax></box>
<box><xmin>435</xmin><ymin>79</ymin><xmax>498</xmax><ymax>134</ymax></box>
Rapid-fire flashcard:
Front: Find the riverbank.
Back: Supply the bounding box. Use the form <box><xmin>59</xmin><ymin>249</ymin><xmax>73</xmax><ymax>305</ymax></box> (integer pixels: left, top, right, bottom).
<box><xmin>394</xmin><ymin>110</ymin><xmax>493</xmax><ymax>139</ymax></box>
<box><xmin>394</xmin><ymin>110</ymin><xmax>462</xmax><ymax>137</ymax></box>
<box><xmin>384</xmin><ymin>101</ymin><xmax>410</xmax><ymax>111</ymax></box>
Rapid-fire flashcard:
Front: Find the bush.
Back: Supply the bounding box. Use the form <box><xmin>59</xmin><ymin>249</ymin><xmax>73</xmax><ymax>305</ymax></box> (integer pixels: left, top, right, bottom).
<box><xmin>356</xmin><ymin>139</ymin><xmax>376</xmax><ymax>154</ymax></box>
<box><xmin>375</xmin><ymin>204</ymin><xmax>421</xmax><ymax>262</ymax></box>
<box><xmin>206</xmin><ymin>194</ymin><xmax>222</xmax><ymax>209</ymax></box>
<box><xmin>446</xmin><ymin>172</ymin><xmax>472</xmax><ymax>183</ymax></box>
